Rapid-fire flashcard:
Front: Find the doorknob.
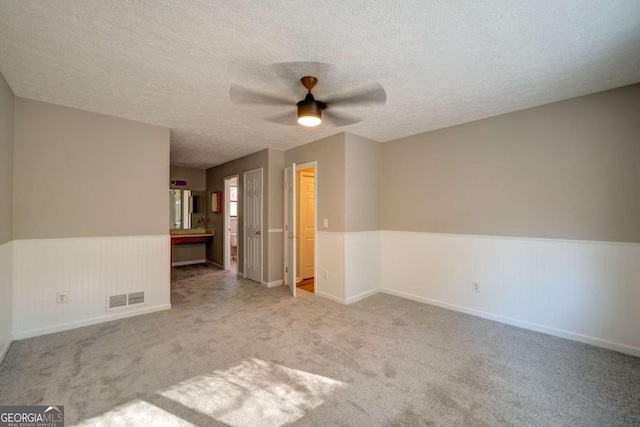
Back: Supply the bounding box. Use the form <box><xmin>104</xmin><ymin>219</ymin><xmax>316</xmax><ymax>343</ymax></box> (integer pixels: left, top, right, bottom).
<box><xmin>256</xmin><ymin>230</ymin><xmax>261</xmax><ymax>235</ymax></box>
<box><xmin>288</xmin><ymin>235</ymin><xmax>300</xmax><ymax>239</ymax></box>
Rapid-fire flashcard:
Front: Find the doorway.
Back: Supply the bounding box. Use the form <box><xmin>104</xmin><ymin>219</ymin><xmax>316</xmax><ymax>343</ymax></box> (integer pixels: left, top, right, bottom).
<box><xmin>223</xmin><ymin>175</ymin><xmax>239</xmax><ymax>273</ymax></box>
<box><xmin>296</xmin><ymin>167</ymin><xmax>315</xmax><ymax>293</ymax></box>
<box><xmin>244</xmin><ymin>168</ymin><xmax>263</xmax><ymax>283</ymax></box>
<box><xmin>284</xmin><ymin>162</ymin><xmax>317</xmax><ymax>297</ymax></box>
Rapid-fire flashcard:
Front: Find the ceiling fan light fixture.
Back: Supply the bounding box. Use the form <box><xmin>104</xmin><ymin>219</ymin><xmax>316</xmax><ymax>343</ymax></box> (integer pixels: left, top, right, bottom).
<box><xmin>298</xmin><ymin>114</ymin><xmax>322</xmax><ymax>127</ymax></box>
<box><xmin>297</xmin><ymin>95</ymin><xmax>324</xmax><ymax>127</ymax></box>
<box><xmin>230</xmin><ymin>74</ymin><xmax>382</xmax><ymax>127</ymax></box>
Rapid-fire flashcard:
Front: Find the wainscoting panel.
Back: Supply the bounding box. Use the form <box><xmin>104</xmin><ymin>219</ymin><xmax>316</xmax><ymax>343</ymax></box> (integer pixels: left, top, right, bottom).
<box><xmin>344</xmin><ymin>231</ymin><xmax>381</xmax><ymax>303</ymax></box>
<box><xmin>316</xmin><ymin>232</ymin><xmax>345</xmax><ymax>303</ymax></box>
<box><xmin>381</xmin><ymin>231</ymin><xmax>640</xmax><ymax>356</ymax></box>
<box><xmin>13</xmin><ymin>235</ymin><xmax>171</xmax><ymax>339</ymax></box>
<box><xmin>0</xmin><ymin>240</ymin><xmax>13</xmax><ymax>363</ymax></box>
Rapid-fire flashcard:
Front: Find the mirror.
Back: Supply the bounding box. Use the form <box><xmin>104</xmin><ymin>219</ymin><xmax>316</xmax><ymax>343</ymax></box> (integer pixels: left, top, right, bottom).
<box><xmin>169</xmin><ymin>189</ymin><xmax>206</xmax><ymax>229</ymax></box>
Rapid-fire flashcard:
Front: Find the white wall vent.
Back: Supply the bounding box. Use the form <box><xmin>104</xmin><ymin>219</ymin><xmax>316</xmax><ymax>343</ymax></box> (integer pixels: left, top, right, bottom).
<box><xmin>107</xmin><ymin>291</ymin><xmax>146</xmax><ymax>311</ymax></box>
<box><xmin>109</xmin><ymin>294</ymin><xmax>127</xmax><ymax>309</ymax></box>
<box><xmin>128</xmin><ymin>291</ymin><xmax>145</xmax><ymax>305</ymax></box>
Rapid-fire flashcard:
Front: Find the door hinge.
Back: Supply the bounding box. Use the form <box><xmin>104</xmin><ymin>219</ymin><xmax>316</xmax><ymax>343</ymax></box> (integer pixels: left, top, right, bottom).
<box><xmin>285</xmin><ymin>267</ymin><xmax>288</xmax><ymax>273</ymax></box>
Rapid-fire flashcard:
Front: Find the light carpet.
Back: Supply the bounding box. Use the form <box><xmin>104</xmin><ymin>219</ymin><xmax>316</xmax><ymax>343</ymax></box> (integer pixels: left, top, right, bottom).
<box><xmin>0</xmin><ymin>264</ymin><xmax>639</xmax><ymax>426</ymax></box>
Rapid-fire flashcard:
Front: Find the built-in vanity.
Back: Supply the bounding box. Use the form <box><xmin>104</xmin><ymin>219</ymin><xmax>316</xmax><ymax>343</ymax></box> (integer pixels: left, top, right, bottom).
<box><xmin>169</xmin><ymin>184</ymin><xmax>213</xmax><ymax>266</ymax></box>
<box><xmin>170</xmin><ymin>229</ymin><xmax>214</xmax><ymax>266</ymax></box>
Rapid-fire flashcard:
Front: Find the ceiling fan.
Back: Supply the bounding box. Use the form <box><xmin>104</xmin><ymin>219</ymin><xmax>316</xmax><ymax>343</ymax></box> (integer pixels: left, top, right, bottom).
<box><xmin>229</xmin><ymin>76</ymin><xmax>386</xmax><ymax>127</ymax></box>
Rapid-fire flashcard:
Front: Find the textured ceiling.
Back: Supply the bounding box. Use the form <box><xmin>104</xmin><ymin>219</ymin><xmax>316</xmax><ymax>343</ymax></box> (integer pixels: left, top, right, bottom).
<box><xmin>1</xmin><ymin>1</ymin><xmax>639</xmax><ymax>169</ymax></box>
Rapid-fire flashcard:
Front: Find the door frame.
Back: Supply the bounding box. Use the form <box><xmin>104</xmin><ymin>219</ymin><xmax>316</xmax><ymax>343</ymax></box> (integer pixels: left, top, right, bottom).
<box><xmin>284</xmin><ymin>163</ymin><xmax>296</xmax><ymax>296</ymax></box>
<box><xmin>223</xmin><ymin>174</ymin><xmax>239</xmax><ymax>271</ymax></box>
<box><xmin>297</xmin><ymin>164</ymin><xmax>316</xmax><ymax>286</ymax></box>
<box><xmin>285</xmin><ymin>161</ymin><xmax>317</xmax><ymax>295</ymax></box>
<box><xmin>243</xmin><ymin>167</ymin><xmax>263</xmax><ymax>283</ymax></box>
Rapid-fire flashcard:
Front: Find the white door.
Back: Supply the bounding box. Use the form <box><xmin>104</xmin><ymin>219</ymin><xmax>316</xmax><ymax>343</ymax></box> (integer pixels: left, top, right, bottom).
<box><xmin>244</xmin><ymin>168</ymin><xmax>262</xmax><ymax>283</ymax></box>
<box><xmin>299</xmin><ymin>171</ymin><xmax>315</xmax><ymax>280</ymax></box>
<box><xmin>284</xmin><ymin>164</ymin><xmax>296</xmax><ymax>296</ymax></box>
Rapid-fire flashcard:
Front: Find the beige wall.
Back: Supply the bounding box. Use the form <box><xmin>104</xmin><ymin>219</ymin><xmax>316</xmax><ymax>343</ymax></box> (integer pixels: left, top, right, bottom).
<box><xmin>345</xmin><ymin>133</ymin><xmax>380</xmax><ymax>232</ymax></box>
<box><xmin>0</xmin><ymin>73</ymin><xmax>14</xmax><ymax>244</ymax></box>
<box><xmin>170</xmin><ymin>166</ymin><xmax>206</xmax><ymax>191</ymax></box>
<box><xmin>206</xmin><ymin>133</ymin><xmax>347</xmax><ymax>283</ymax></box>
<box><xmin>381</xmin><ymin>84</ymin><xmax>640</xmax><ymax>243</ymax></box>
<box><xmin>284</xmin><ymin>132</ymin><xmax>346</xmax><ymax>232</ymax></box>
<box><xmin>268</xmin><ymin>149</ymin><xmax>285</xmax><ymax>229</ymax></box>
<box><xmin>267</xmin><ymin>149</ymin><xmax>285</xmax><ymax>282</ymax></box>
<box><xmin>205</xmin><ymin>149</ymin><xmax>269</xmax><ymax>277</ymax></box>
<box><xmin>14</xmin><ymin>98</ymin><xmax>170</xmax><ymax>239</ymax></box>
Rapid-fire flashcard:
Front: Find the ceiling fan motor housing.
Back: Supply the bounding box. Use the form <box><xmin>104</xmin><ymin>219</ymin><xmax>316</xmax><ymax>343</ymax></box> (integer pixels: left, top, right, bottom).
<box><xmin>297</xmin><ymin>93</ymin><xmax>326</xmax><ymax>120</ymax></box>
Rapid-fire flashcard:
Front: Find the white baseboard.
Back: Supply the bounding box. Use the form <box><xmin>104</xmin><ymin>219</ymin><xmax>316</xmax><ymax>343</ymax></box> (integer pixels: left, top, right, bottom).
<box><xmin>0</xmin><ymin>338</ymin><xmax>12</xmax><ymax>364</ymax></box>
<box><xmin>206</xmin><ymin>260</ymin><xmax>224</xmax><ymax>269</ymax></box>
<box><xmin>13</xmin><ymin>304</ymin><xmax>171</xmax><ymax>340</ymax></box>
<box><xmin>262</xmin><ymin>280</ymin><xmax>283</xmax><ymax>288</ymax></box>
<box><xmin>381</xmin><ymin>288</ymin><xmax>640</xmax><ymax>357</ymax></box>
<box><xmin>346</xmin><ymin>288</ymin><xmax>380</xmax><ymax>305</ymax></box>
<box><xmin>172</xmin><ymin>259</ymin><xmax>206</xmax><ymax>267</ymax></box>
<box><xmin>316</xmin><ymin>291</ymin><xmax>346</xmax><ymax>305</ymax></box>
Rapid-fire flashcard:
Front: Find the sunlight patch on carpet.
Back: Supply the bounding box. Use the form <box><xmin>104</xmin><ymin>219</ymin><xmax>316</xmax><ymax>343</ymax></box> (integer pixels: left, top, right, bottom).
<box><xmin>73</xmin><ymin>399</ymin><xmax>194</xmax><ymax>426</ymax></box>
<box><xmin>159</xmin><ymin>358</ymin><xmax>347</xmax><ymax>426</ymax></box>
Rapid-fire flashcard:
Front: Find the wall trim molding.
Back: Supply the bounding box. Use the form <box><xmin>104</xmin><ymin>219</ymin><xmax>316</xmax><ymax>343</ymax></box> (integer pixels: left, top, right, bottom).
<box><xmin>172</xmin><ymin>259</ymin><xmax>206</xmax><ymax>267</ymax></box>
<box><xmin>14</xmin><ymin>304</ymin><xmax>171</xmax><ymax>340</ymax></box>
<box><xmin>381</xmin><ymin>288</ymin><xmax>640</xmax><ymax>357</ymax></box>
<box><xmin>317</xmin><ymin>230</ymin><xmax>381</xmax><ymax>236</ymax></box>
<box><xmin>315</xmin><ymin>291</ymin><xmax>345</xmax><ymax>305</ymax></box>
<box><xmin>316</xmin><ymin>231</ymin><xmax>346</xmax><ymax>236</ymax></box>
<box><xmin>381</xmin><ymin>229</ymin><xmax>640</xmax><ymax>248</ymax></box>
<box><xmin>344</xmin><ymin>230</ymin><xmax>381</xmax><ymax>236</ymax></box>
<box><xmin>262</xmin><ymin>280</ymin><xmax>283</xmax><ymax>288</ymax></box>
<box><xmin>345</xmin><ymin>288</ymin><xmax>380</xmax><ymax>305</ymax></box>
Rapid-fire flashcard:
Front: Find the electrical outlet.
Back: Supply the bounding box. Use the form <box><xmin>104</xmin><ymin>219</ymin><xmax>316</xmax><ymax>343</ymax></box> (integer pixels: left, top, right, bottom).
<box><xmin>323</xmin><ymin>270</ymin><xmax>329</xmax><ymax>279</ymax></box>
<box><xmin>57</xmin><ymin>291</ymin><xmax>68</xmax><ymax>304</ymax></box>
<box><xmin>323</xmin><ymin>219</ymin><xmax>329</xmax><ymax>228</ymax></box>
<box><xmin>472</xmin><ymin>283</ymin><xmax>480</xmax><ymax>293</ymax></box>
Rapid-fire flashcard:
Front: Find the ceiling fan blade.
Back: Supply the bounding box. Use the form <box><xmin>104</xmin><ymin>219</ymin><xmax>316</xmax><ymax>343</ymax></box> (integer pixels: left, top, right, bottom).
<box><xmin>323</xmin><ymin>110</ymin><xmax>362</xmax><ymax>127</ymax></box>
<box><xmin>325</xmin><ymin>83</ymin><xmax>387</xmax><ymax>108</ymax></box>
<box><xmin>264</xmin><ymin>110</ymin><xmax>298</xmax><ymax>126</ymax></box>
<box><xmin>229</xmin><ymin>84</ymin><xmax>294</xmax><ymax>106</ymax></box>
